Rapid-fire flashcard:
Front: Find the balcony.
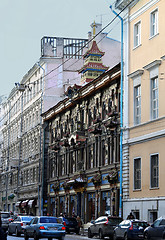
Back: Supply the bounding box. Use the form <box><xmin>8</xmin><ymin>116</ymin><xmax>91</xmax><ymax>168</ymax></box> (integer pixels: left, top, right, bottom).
<box><xmin>115</xmin><ymin>0</ymin><xmax>133</xmax><ymax>10</ymax></box>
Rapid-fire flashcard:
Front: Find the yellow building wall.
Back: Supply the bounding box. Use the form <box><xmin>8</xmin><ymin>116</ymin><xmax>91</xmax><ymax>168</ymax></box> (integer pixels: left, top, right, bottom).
<box><xmin>129</xmin><ymin>0</ymin><xmax>165</xmax><ymax>128</ymax></box>
<box><xmin>130</xmin><ymin>0</ymin><xmax>165</xmax><ymax>73</ymax></box>
<box><xmin>129</xmin><ymin>137</ymin><xmax>165</xmax><ymax>198</ymax></box>
<box><xmin>128</xmin><ymin>0</ymin><xmax>165</xmax><ymax>200</ymax></box>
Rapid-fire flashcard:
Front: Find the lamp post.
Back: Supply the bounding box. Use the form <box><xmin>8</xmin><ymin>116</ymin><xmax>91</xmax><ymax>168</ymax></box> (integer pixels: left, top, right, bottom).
<box><xmin>109</xmin><ymin>5</ymin><xmax>124</xmax><ymax>218</ymax></box>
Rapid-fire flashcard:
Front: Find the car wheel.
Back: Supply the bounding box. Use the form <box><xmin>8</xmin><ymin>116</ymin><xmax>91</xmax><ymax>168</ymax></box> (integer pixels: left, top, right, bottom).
<box><xmin>24</xmin><ymin>231</ymin><xmax>29</xmax><ymax>240</ymax></box>
<box><xmin>16</xmin><ymin>227</ymin><xmax>20</xmax><ymax>237</ymax></box>
<box><xmin>124</xmin><ymin>233</ymin><xmax>129</xmax><ymax>240</ymax></box>
<box><xmin>144</xmin><ymin>232</ymin><xmax>150</xmax><ymax>240</ymax></box>
<box><xmin>99</xmin><ymin>229</ymin><xmax>104</xmax><ymax>239</ymax></box>
<box><xmin>88</xmin><ymin>229</ymin><xmax>93</xmax><ymax>238</ymax></box>
<box><xmin>58</xmin><ymin>236</ymin><xmax>65</xmax><ymax>240</ymax></box>
<box><xmin>8</xmin><ymin>227</ymin><xmax>12</xmax><ymax>236</ymax></box>
<box><xmin>34</xmin><ymin>232</ymin><xmax>39</xmax><ymax>240</ymax></box>
<box><xmin>113</xmin><ymin>232</ymin><xmax>118</xmax><ymax>240</ymax></box>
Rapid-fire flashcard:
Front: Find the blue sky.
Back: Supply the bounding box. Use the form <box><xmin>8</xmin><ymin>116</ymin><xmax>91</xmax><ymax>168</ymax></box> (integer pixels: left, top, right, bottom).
<box><xmin>0</xmin><ymin>0</ymin><xmax>120</xmax><ymax>97</ymax></box>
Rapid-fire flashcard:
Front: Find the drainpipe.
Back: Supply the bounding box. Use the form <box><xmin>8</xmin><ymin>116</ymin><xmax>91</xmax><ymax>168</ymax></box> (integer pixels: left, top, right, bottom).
<box><xmin>110</xmin><ymin>5</ymin><xmax>123</xmax><ymax>218</ymax></box>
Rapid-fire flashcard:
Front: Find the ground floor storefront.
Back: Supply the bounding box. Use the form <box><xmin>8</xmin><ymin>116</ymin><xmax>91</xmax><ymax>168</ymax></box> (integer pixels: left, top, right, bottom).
<box><xmin>47</xmin><ymin>171</ymin><xmax>120</xmax><ymax>223</ymax></box>
<box><xmin>123</xmin><ymin>197</ymin><xmax>165</xmax><ymax>223</ymax></box>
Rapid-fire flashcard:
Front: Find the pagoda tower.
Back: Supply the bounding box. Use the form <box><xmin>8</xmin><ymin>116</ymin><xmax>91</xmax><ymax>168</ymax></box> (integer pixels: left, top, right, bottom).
<box><xmin>79</xmin><ymin>22</ymin><xmax>109</xmax><ymax>84</ymax></box>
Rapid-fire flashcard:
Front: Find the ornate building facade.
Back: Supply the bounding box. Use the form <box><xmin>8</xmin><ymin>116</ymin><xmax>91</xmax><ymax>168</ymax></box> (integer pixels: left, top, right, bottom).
<box><xmin>42</xmin><ymin>59</ymin><xmax>121</xmax><ymax>221</ymax></box>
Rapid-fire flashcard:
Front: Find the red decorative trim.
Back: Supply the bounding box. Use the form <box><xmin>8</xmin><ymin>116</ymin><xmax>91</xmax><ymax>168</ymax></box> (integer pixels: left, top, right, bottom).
<box><xmin>83</xmin><ymin>41</ymin><xmax>105</xmax><ymax>58</ymax></box>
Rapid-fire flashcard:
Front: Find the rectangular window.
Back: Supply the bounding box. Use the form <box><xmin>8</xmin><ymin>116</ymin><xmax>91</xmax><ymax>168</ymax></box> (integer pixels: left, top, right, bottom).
<box><xmin>134</xmin><ymin>85</ymin><xmax>141</xmax><ymax>124</ymax></box>
<box><xmin>134</xmin><ymin>21</ymin><xmax>141</xmax><ymax>47</ymax></box>
<box><xmin>134</xmin><ymin>158</ymin><xmax>141</xmax><ymax>190</ymax></box>
<box><xmin>150</xmin><ymin>154</ymin><xmax>159</xmax><ymax>188</ymax></box>
<box><xmin>150</xmin><ymin>9</ymin><xmax>158</xmax><ymax>37</ymax></box>
<box><xmin>151</xmin><ymin>77</ymin><xmax>158</xmax><ymax>119</ymax></box>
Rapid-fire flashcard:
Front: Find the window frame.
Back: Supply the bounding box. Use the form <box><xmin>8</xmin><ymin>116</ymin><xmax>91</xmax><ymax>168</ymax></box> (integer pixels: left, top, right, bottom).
<box><xmin>133</xmin><ymin>157</ymin><xmax>141</xmax><ymax>191</ymax></box>
<box><xmin>150</xmin><ymin>153</ymin><xmax>159</xmax><ymax>189</ymax></box>
<box><xmin>150</xmin><ymin>76</ymin><xmax>159</xmax><ymax>120</ymax></box>
<box><xmin>134</xmin><ymin>20</ymin><xmax>141</xmax><ymax>48</ymax></box>
<box><xmin>134</xmin><ymin>84</ymin><xmax>141</xmax><ymax>125</ymax></box>
<box><xmin>150</xmin><ymin>8</ymin><xmax>158</xmax><ymax>38</ymax></box>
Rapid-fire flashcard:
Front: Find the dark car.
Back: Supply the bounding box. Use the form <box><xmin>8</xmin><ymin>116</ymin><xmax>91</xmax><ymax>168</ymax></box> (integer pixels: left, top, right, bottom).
<box><xmin>1</xmin><ymin>212</ymin><xmax>13</xmax><ymax>231</ymax></box>
<box><xmin>59</xmin><ymin>217</ymin><xmax>79</xmax><ymax>234</ymax></box>
<box><xmin>114</xmin><ymin>219</ymin><xmax>149</xmax><ymax>240</ymax></box>
<box><xmin>8</xmin><ymin>215</ymin><xmax>34</xmax><ymax>236</ymax></box>
<box><xmin>24</xmin><ymin>216</ymin><xmax>65</xmax><ymax>240</ymax></box>
<box><xmin>88</xmin><ymin>215</ymin><xmax>122</xmax><ymax>239</ymax></box>
<box><xmin>144</xmin><ymin>217</ymin><xmax>165</xmax><ymax>239</ymax></box>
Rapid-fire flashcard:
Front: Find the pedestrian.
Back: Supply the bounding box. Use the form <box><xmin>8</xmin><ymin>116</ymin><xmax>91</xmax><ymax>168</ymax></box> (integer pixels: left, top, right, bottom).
<box><xmin>0</xmin><ymin>213</ymin><xmax>7</xmax><ymax>240</ymax></box>
<box><xmin>127</xmin><ymin>212</ymin><xmax>135</xmax><ymax>220</ymax></box>
<box><xmin>76</xmin><ymin>216</ymin><xmax>82</xmax><ymax>234</ymax></box>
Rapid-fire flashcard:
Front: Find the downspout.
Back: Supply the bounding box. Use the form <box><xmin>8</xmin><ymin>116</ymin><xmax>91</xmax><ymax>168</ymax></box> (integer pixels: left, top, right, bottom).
<box><xmin>109</xmin><ymin>5</ymin><xmax>123</xmax><ymax>218</ymax></box>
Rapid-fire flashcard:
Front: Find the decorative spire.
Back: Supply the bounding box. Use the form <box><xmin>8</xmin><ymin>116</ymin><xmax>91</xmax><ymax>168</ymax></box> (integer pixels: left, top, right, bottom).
<box><xmin>79</xmin><ymin>38</ymin><xmax>108</xmax><ymax>84</ymax></box>
<box><xmin>93</xmin><ymin>21</ymin><xmax>96</xmax><ymax>37</ymax></box>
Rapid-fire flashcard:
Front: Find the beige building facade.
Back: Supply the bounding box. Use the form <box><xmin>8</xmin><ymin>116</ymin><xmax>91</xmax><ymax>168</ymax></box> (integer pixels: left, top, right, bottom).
<box><xmin>124</xmin><ymin>0</ymin><xmax>165</xmax><ymax>222</ymax></box>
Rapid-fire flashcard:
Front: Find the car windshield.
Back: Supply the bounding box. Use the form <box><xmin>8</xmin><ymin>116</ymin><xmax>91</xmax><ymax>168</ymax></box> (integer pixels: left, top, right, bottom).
<box><xmin>40</xmin><ymin>217</ymin><xmax>60</xmax><ymax>223</ymax></box>
<box><xmin>108</xmin><ymin>217</ymin><xmax>122</xmax><ymax>225</ymax></box>
<box><xmin>133</xmin><ymin>222</ymin><xmax>149</xmax><ymax>229</ymax></box>
<box><xmin>1</xmin><ymin>213</ymin><xmax>10</xmax><ymax>218</ymax></box>
<box><xmin>67</xmin><ymin>217</ymin><xmax>77</xmax><ymax>222</ymax></box>
<box><xmin>22</xmin><ymin>217</ymin><xmax>33</xmax><ymax>221</ymax></box>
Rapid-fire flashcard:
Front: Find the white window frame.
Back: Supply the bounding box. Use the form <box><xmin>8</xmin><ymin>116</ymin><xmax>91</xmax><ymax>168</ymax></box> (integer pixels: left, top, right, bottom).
<box><xmin>134</xmin><ymin>85</ymin><xmax>141</xmax><ymax>125</ymax></box>
<box><xmin>134</xmin><ymin>21</ymin><xmax>141</xmax><ymax>48</ymax></box>
<box><xmin>133</xmin><ymin>157</ymin><xmax>141</xmax><ymax>190</ymax></box>
<box><xmin>151</xmin><ymin>76</ymin><xmax>158</xmax><ymax>120</ymax></box>
<box><xmin>150</xmin><ymin>8</ymin><xmax>158</xmax><ymax>38</ymax></box>
<box><xmin>150</xmin><ymin>153</ymin><xmax>159</xmax><ymax>189</ymax></box>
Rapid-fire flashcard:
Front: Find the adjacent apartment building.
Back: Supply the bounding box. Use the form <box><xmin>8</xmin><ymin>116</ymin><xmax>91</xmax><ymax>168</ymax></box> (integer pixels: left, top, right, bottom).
<box><xmin>0</xmin><ymin>22</ymin><xmax>120</xmax><ymax>215</ymax></box>
<box><xmin>115</xmin><ymin>0</ymin><xmax>165</xmax><ymax>222</ymax></box>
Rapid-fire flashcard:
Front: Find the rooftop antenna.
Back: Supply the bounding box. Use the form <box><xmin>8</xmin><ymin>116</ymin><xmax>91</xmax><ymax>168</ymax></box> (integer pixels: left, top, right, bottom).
<box><xmin>96</xmin><ymin>14</ymin><xmax>108</xmax><ymax>24</ymax></box>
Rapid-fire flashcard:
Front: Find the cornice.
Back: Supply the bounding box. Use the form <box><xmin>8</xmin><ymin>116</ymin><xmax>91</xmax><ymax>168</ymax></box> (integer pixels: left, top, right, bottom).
<box><xmin>143</xmin><ymin>60</ymin><xmax>161</xmax><ymax>70</ymax></box>
<box><xmin>130</xmin><ymin>0</ymin><xmax>160</xmax><ymax>22</ymax></box>
<box><xmin>128</xmin><ymin>69</ymin><xmax>144</xmax><ymax>79</ymax></box>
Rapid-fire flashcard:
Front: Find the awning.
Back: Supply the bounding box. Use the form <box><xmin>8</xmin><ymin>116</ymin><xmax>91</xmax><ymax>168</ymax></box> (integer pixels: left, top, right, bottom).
<box><xmin>16</xmin><ymin>201</ymin><xmax>22</xmax><ymax>207</ymax></box>
<box><xmin>8</xmin><ymin>194</ymin><xmax>15</xmax><ymax>200</ymax></box>
<box><xmin>21</xmin><ymin>200</ymin><xmax>29</xmax><ymax>208</ymax></box>
<box><xmin>28</xmin><ymin>200</ymin><xmax>35</xmax><ymax>208</ymax></box>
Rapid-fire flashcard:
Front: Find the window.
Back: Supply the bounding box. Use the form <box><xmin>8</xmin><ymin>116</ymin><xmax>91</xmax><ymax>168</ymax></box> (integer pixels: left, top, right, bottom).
<box><xmin>151</xmin><ymin>77</ymin><xmax>158</xmax><ymax>119</ymax></box>
<box><xmin>134</xmin><ymin>158</ymin><xmax>141</xmax><ymax>190</ymax></box>
<box><xmin>148</xmin><ymin>210</ymin><xmax>158</xmax><ymax>223</ymax></box>
<box><xmin>150</xmin><ymin>154</ymin><xmax>159</xmax><ymax>188</ymax></box>
<box><xmin>134</xmin><ymin>85</ymin><xmax>141</xmax><ymax>125</ymax></box>
<box><xmin>150</xmin><ymin>9</ymin><xmax>158</xmax><ymax>37</ymax></box>
<box><xmin>134</xmin><ymin>21</ymin><xmax>141</xmax><ymax>47</ymax></box>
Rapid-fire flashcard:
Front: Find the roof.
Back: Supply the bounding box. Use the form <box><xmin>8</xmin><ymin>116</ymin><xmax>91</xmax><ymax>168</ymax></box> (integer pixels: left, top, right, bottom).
<box><xmin>83</xmin><ymin>40</ymin><xmax>105</xmax><ymax>58</ymax></box>
<box><xmin>79</xmin><ymin>62</ymin><xmax>108</xmax><ymax>74</ymax></box>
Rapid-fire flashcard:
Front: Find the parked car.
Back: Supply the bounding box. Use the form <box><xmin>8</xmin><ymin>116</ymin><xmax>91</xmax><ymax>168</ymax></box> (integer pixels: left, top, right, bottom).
<box><xmin>114</xmin><ymin>219</ymin><xmax>149</xmax><ymax>240</ymax></box>
<box><xmin>1</xmin><ymin>212</ymin><xmax>13</xmax><ymax>231</ymax></box>
<box><xmin>8</xmin><ymin>215</ymin><xmax>34</xmax><ymax>236</ymax></box>
<box><xmin>144</xmin><ymin>217</ymin><xmax>165</xmax><ymax>239</ymax></box>
<box><xmin>88</xmin><ymin>215</ymin><xmax>122</xmax><ymax>239</ymax></box>
<box><xmin>24</xmin><ymin>216</ymin><xmax>65</xmax><ymax>240</ymax></box>
<box><xmin>59</xmin><ymin>216</ymin><xmax>79</xmax><ymax>234</ymax></box>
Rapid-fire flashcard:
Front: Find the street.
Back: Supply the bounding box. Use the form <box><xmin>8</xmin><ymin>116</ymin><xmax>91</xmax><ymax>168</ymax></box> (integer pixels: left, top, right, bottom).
<box><xmin>7</xmin><ymin>234</ymin><xmax>99</xmax><ymax>240</ymax></box>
